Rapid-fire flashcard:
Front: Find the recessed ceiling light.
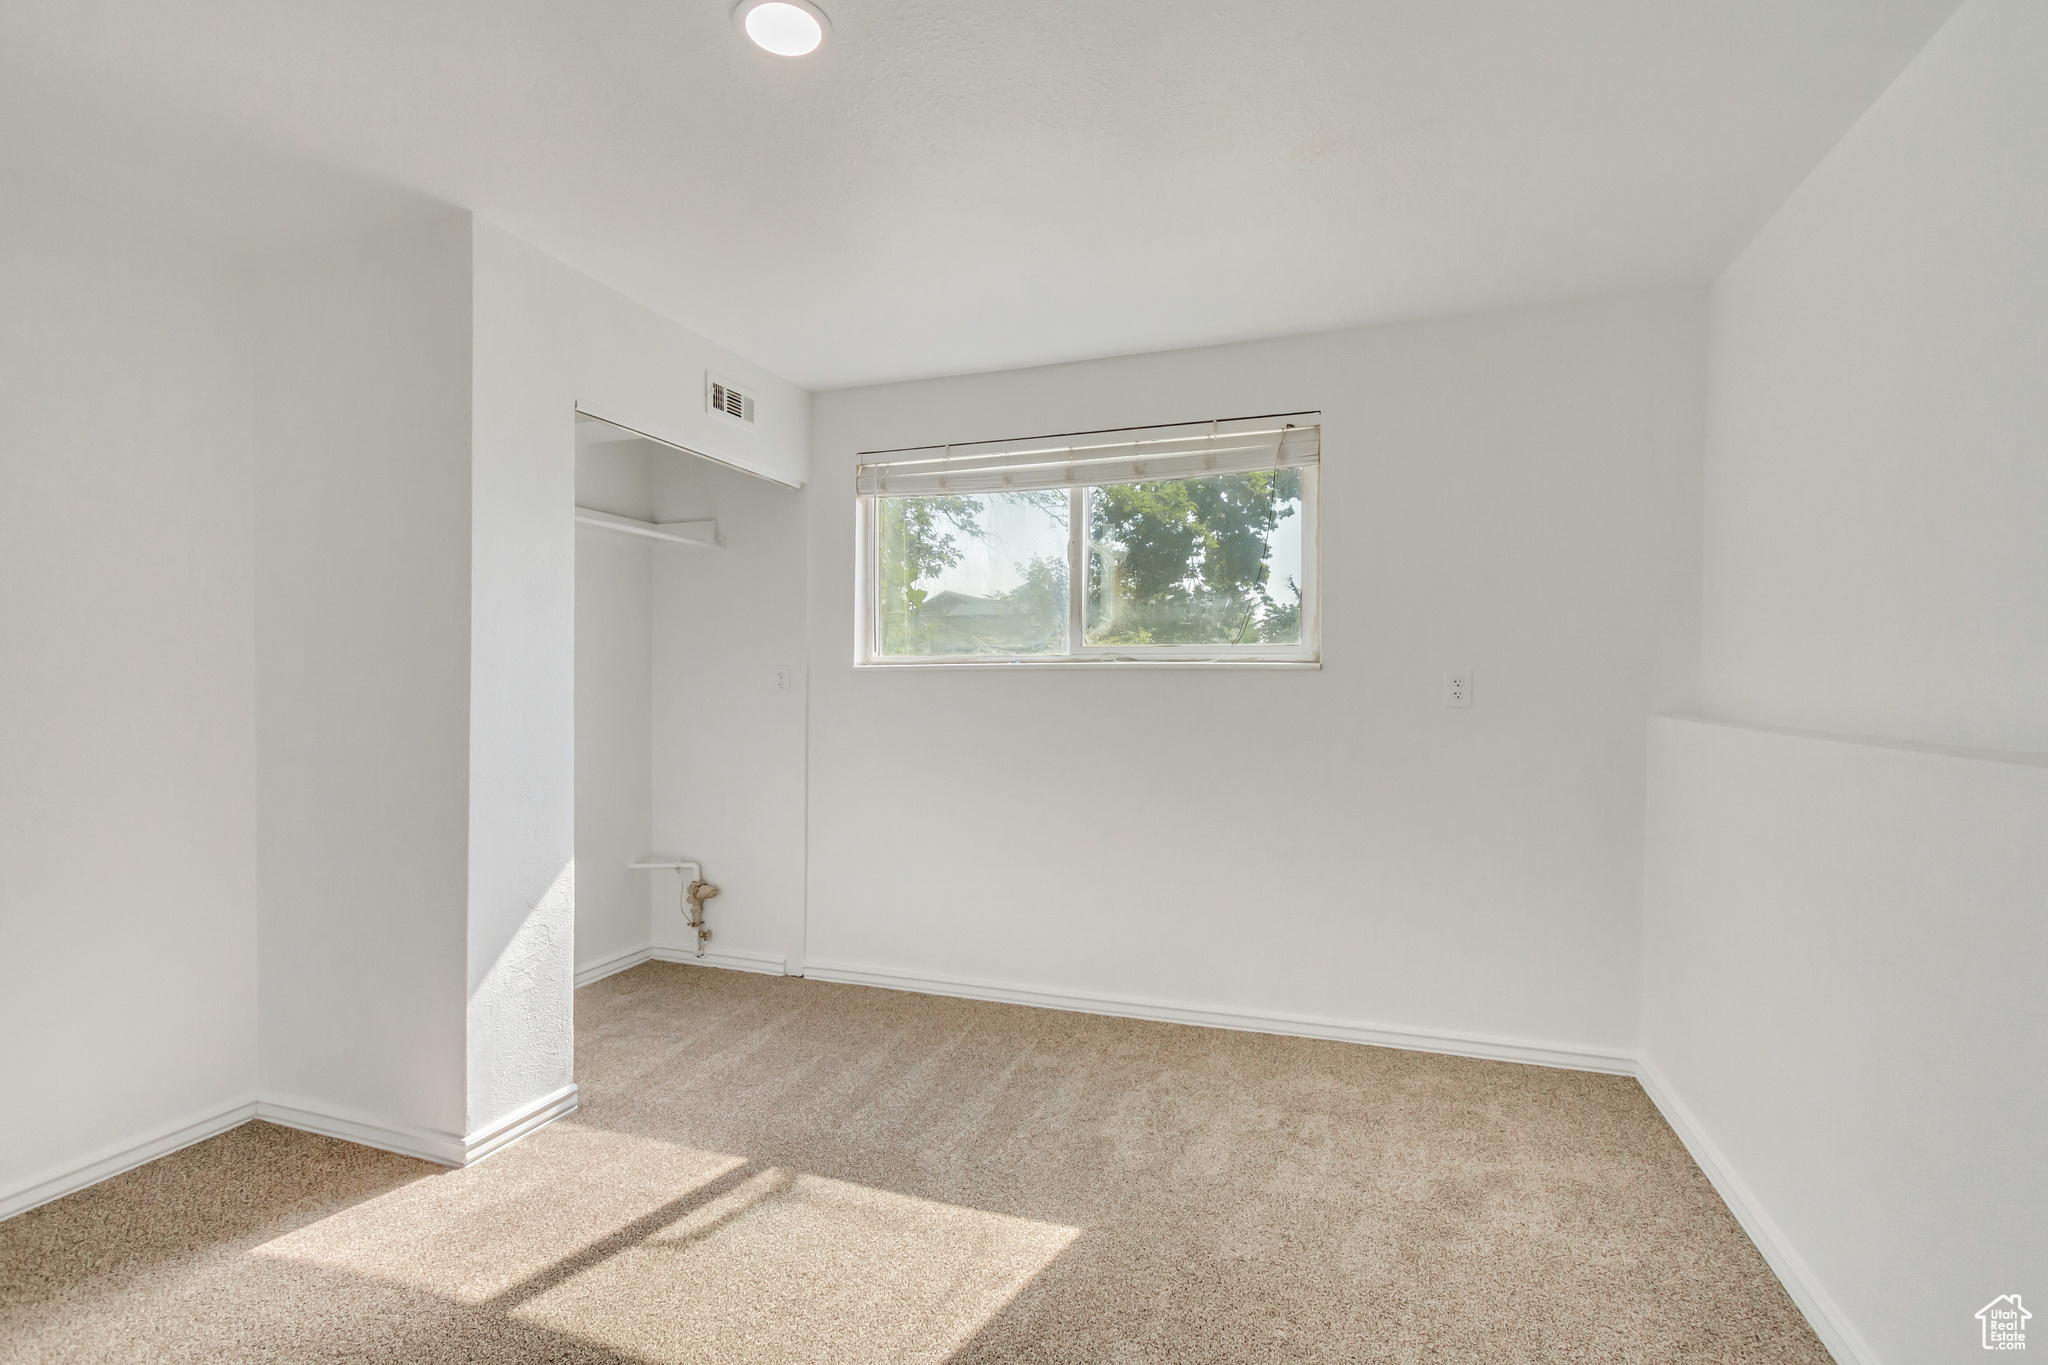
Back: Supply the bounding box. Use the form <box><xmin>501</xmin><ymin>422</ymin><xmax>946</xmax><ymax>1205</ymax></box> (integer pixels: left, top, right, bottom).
<box><xmin>734</xmin><ymin>0</ymin><xmax>828</xmax><ymax>57</ymax></box>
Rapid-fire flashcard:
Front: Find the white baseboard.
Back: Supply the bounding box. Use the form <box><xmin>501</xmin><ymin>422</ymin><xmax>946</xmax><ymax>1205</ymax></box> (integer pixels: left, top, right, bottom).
<box><xmin>798</xmin><ymin>959</ymin><xmax>1634</xmax><ymax>1075</ymax></box>
<box><xmin>1</xmin><ymin>1080</ymin><xmax>581</xmax><ymax>1222</ymax></box>
<box><xmin>254</xmin><ymin>1084</ymin><xmax>578</xmax><ymax>1169</ymax></box>
<box><xmin>576</xmin><ymin>945</ymin><xmax>789</xmax><ymax>987</ymax></box>
<box><xmin>651</xmin><ymin>946</ymin><xmax>789</xmax><ymax>976</ymax></box>
<box><xmin>0</xmin><ymin>1096</ymin><xmax>258</xmax><ymax>1223</ymax></box>
<box><xmin>255</xmin><ymin>1093</ymin><xmax>468</xmax><ymax>1166</ymax></box>
<box><xmin>1635</xmin><ymin>1057</ymin><xmax>1873</xmax><ymax>1365</ymax></box>
<box><xmin>460</xmin><ymin>1084</ymin><xmax>579</xmax><ymax>1165</ymax></box>
<box><xmin>575</xmin><ymin>945</ymin><xmax>653</xmax><ymax>988</ymax></box>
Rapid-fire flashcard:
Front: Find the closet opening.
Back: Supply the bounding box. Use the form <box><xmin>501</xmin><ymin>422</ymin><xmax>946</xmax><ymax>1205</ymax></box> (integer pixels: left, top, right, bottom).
<box><xmin>572</xmin><ymin>410</ymin><xmax>807</xmax><ymax>991</ymax></box>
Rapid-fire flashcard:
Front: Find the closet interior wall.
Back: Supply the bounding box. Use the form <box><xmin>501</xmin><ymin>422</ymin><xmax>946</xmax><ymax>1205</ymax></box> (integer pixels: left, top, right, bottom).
<box><xmin>575</xmin><ymin>430</ymin><xmax>656</xmax><ymax>978</ymax></box>
<box><xmin>574</xmin><ymin>429</ymin><xmax>809</xmax><ymax>981</ymax></box>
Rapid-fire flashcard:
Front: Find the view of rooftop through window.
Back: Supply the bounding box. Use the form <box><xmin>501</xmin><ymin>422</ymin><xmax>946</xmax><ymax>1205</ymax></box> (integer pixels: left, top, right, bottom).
<box><xmin>877</xmin><ymin>490</ymin><xmax>1070</xmax><ymax>656</ymax></box>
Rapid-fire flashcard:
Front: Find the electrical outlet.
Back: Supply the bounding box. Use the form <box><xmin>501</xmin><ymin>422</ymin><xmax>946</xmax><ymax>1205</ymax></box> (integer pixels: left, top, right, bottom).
<box><xmin>1445</xmin><ymin>670</ymin><xmax>1472</xmax><ymax>708</ymax></box>
<box><xmin>773</xmin><ymin>665</ymin><xmax>791</xmax><ymax>695</ymax></box>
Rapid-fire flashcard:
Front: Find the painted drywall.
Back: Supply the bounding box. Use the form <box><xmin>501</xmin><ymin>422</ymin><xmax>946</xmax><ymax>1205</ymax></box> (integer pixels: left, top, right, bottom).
<box><xmin>0</xmin><ymin>169</ymin><xmax>259</xmax><ymax>1206</ymax></box>
<box><xmin>6</xmin><ymin>202</ymin><xmax>795</xmax><ymax>1170</ymax></box>
<box><xmin>465</xmin><ymin>222</ymin><xmax>578</xmax><ymax>1133</ymax></box>
<box><xmin>553</xmin><ymin>255</ymin><xmax>810</xmax><ymax>491</ymax></box>
<box><xmin>807</xmin><ymin>289</ymin><xmax>1706</xmax><ymax>1055</ymax></box>
<box><xmin>467</xmin><ymin>221</ymin><xmax>810</xmax><ymax>1127</ymax></box>
<box><xmin>1642</xmin><ymin>717</ymin><xmax>2046</xmax><ymax>1365</ymax></box>
<box><xmin>1648</xmin><ymin>5</ymin><xmax>2048</xmax><ymax>1359</ymax></box>
<box><xmin>649</xmin><ymin>449</ymin><xmax>809</xmax><ymax>971</ymax></box>
<box><xmin>1699</xmin><ymin>0</ymin><xmax>2048</xmax><ymax>756</ymax></box>
<box><xmin>254</xmin><ymin>215</ymin><xmax>475</xmax><ymax>1141</ymax></box>
<box><xmin>573</xmin><ymin>437</ymin><xmax>654</xmax><ymax>977</ymax></box>
<box><xmin>255</xmin><ymin>216</ymin><xmax>810</xmax><ymax>1143</ymax></box>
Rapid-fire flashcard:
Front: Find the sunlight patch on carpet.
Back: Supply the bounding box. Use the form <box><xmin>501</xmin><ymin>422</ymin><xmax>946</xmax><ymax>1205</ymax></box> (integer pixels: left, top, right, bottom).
<box><xmin>250</xmin><ymin>1121</ymin><xmax>746</xmax><ymax>1303</ymax></box>
<box><xmin>248</xmin><ymin>1118</ymin><xmax>1079</xmax><ymax>1361</ymax></box>
<box><xmin>513</xmin><ymin>1170</ymin><xmax>1079</xmax><ymax>1364</ymax></box>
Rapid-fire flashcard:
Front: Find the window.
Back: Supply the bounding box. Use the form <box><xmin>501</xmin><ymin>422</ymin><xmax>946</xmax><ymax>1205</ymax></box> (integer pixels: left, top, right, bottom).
<box><xmin>855</xmin><ymin>414</ymin><xmax>1319</xmax><ymax>665</ymax></box>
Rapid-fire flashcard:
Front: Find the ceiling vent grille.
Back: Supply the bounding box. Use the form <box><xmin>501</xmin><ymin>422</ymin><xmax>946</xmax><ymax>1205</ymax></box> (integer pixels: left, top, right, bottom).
<box><xmin>708</xmin><ymin>374</ymin><xmax>756</xmax><ymax>425</ymax></box>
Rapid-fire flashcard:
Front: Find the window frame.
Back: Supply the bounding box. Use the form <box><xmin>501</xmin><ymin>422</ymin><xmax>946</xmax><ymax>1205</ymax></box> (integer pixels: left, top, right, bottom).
<box><xmin>853</xmin><ymin>451</ymin><xmax>1319</xmax><ymax>670</ymax></box>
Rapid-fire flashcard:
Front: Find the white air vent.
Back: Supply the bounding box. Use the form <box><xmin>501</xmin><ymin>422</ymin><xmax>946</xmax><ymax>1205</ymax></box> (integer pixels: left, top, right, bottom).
<box><xmin>707</xmin><ymin>373</ymin><xmax>755</xmax><ymax>425</ymax></box>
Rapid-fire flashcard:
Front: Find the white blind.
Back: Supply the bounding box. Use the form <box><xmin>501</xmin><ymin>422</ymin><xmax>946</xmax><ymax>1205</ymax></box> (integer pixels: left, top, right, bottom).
<box><xmin>855</xmin><ymin>414</ymin><xmax>1320</xmax><ymax>498</ymax></box>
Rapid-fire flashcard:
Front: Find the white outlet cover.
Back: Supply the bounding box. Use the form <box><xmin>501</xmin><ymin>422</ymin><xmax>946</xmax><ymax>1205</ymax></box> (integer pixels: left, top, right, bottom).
<box><xmin>1445</xmin><ymin>670</ymin><xmax>1473</xmax><ymax>707</ymax></box>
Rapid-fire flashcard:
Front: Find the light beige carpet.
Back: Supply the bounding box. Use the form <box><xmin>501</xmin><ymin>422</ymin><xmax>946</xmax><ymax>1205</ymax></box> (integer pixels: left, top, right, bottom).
<box><xmin>1</xmin><ymin>965</ymin><xmax>1827</xmax><ymax>1363</ymax></box>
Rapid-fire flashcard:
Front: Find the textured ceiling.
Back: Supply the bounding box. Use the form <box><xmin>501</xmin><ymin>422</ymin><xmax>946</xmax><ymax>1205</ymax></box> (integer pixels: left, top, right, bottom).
<box><xmin>0</xmin><ymin>0</ymin><xmax>1961</xmax><ymax>388</ymax></box>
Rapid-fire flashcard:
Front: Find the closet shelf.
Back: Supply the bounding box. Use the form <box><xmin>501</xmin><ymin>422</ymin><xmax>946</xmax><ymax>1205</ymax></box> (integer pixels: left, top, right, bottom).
<box><xmin>575</xmin><ymin>507</ymin><xmax>721</xmax><ymax>547</ymax></box>
<box><xmin>629</xmin><ymin>855</ymin><xmax>694</xmax><ymax>871</ymax></box>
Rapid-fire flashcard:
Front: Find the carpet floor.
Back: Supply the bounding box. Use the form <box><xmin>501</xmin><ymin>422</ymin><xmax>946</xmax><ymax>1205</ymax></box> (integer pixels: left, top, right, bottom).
<box><xmin>1</xmin><ymin>964</ymin><xmax>1828</xmax><ymax>1363</ymax></box>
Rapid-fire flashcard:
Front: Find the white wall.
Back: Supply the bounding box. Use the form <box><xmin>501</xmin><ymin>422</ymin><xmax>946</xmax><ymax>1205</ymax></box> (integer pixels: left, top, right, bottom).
<box><xmin>466</xmin><ymin>221</ymin><xmax>812</xmax><ymax>1125</ymax></box>
<box><xmin>650</xmin><ymin>451</ymin><xmax>809</xmax><ymax>972</ymax></box>
<box><xmin>571</xmin><ymin>428</ymin><xmax>811</xmax><ymax>982</ymax></box>
<box><xmin>1642</xmin><ymin>718</ymin><xmax>2045</xmax><ymax>1365</ymax></box>
<box><xmin>574</xmin><ymin>436</ymin><xmax>654</xmax><ymax>977</ymax></box>
<box><xmin>255</xmin><ymin>216</ymin><xmax>475</xmax><ymax>1141</ymax></box>
<box><xmin>1</xmin><ymin>198</ymin><xmax>803</xmax><ymax>1193</ymax></box>
<box><xmin>466</xmin><ymin>222</ymin><xmax>578</xmax><ymax>1134</ymax></box>
<box><xmin>0</xmin><ymin>170</ymin><xmax>259</xmax><ymax>1210</ymax></box>
<box><xmin>473</xmin><ymin>218</ymin><xmax>812</xmax><ymax>994</ymax></box>
<box><xmin>1647</xmin><ymin>3</ymin><xmax>2048</xmax><ymax>1360</ymax></box>
<box><xmin>554</xmin><ymin>257</ymin><xmax>810</xmax><ymax>492</ymax></box>
<box><xmin>252</xmin><ymin>217</ymin><xmax>809</xmax><ymax>1148</ymax></box>
<box><xmin>807</xmin><ymin>290</ymin><xmax>1706</xmax><ymax>1057</ymax></box>
<box><xmin>1699</xmin><ymin>0</ymin><xmax>2048</xmax><ymax>756</ymax></box>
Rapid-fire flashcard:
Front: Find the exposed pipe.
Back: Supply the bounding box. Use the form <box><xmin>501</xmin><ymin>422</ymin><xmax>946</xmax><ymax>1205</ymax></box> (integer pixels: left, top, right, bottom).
<box><xmin>684</xmin><ymin>877</ymin><xmax>720</xmax><ymax>958</ymax></box>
